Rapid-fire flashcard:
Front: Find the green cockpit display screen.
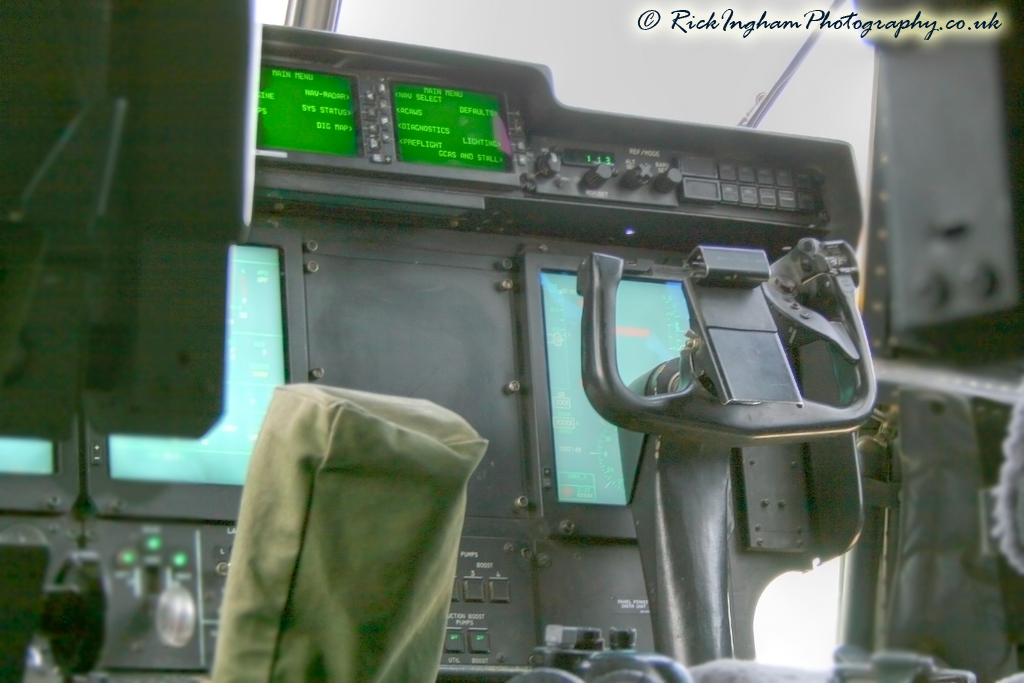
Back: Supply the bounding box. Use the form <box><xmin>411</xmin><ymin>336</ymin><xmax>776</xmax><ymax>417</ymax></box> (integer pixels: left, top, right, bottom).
<box><xmin>392</xmin><ymin>83</ymin><xmax>511</xmax><ymax>172</ymax></box>
<box><xmin>257</xmin><ymin>66</ymin><xmax>358</xmax><ymax>156</ymax></box>
<box><xmin>109</xmin><ymin>246</ymin><xmax>286</xmax><ymax>487</ymax></box>
<box><xmin>0</xmin><ymin>438</ymin><xmax>54</xmax><ymax>476</ymax></box>
<box><xmin>540</xmin><ymin>272</ymin><xmax>691</xmax><ymax>506</ymax></box>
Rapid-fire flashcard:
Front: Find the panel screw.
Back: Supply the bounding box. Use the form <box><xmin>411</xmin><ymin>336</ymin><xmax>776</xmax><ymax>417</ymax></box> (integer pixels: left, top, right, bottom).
<box><xmin>514</xmin><ymin>495</ymin><xmax>529</xmax><ymax>509</ymax></box>
<box><xmin>538</xmin><ymin>244</ymin><xmax>549</xmax><ymax>253</ymax></box>
<box><xmin>504</xmin><ymin>380</ymin><xmax>521</xmax><ymax>394</ymax></box>
<box><xmin>216</xmin><ymin>562</ymin><xmax>230</xmax><ymax>576</ymax></box>
<box><xmin>537</xmin><ymin>553</ymin><xmax>552</xmax><ymax>568</ymax></box>
<box><xmin>497</xmin><ymin>279</ymin><xmax>513</xmax><ymax>291</ymax></box>
<box><xmin>756</xmin><ymin>539</ymin><xmax>764</xmax><ymax>547</ymax></box>
<box><xmin>521</xmin><ymin>547</ymin><xmax>534</xmax><ymax>560</ymax></box>
<box><xmin>504</xmin><ymin>542</ymin><xmax>515</xmax><ymax>553</ymax></box>
<box><xmin>497</xmin><ymin>653</ymin><xmax>507</xmax><ymax>663</ymax></box>
<box><xmin>754</xmin><ymin>525</ymin><xmax>762</xmax><ymax>532</ymax></box>
<box><xmin>309</xmin><ymin>367</ymin><xmax>325</xmax><ymax>380</ymax></box>
<box><xmin>305</xmin><ymin>261</ymin><xmax>319</xmax><ymax>274</ymax></box>
<box><xmin>748</xmin><ymin>459</ymin><xmax>756</xmax><ymax>466</ymax></box>
<box><xmin>304</xmin><ymin>240</ymin><xmax>319</xmax><ymax>253</ymax></box>
<box><xmin>499</xmin><ymin>258</ymin><xmax>514</xmax><ymax>271</ymax></box>
<box><xmin>559</xmin><ymin>519</ymin><xmax>576</xmax><ymax>535</ymax></box>
<box><xmin>761</xmin><ymin>499</ymin><xmax>770</xmax><ymax>507</ymax></box>
<box><xmin>778</xmin><ymin>500</ymin><xmax>787</xmax><ymax>508</ymax></box>
<box><xmin>46</xmin><ymin>496</ymin><xmax>60</xmax><ymax>509</ymax></box>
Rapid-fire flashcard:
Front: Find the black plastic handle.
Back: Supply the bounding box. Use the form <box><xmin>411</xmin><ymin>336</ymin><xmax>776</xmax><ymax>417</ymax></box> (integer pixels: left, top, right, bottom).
<box><xmin>577</xmin><ymin>252</ymin><xmax>876</xmax><ymax>447</ymax></box>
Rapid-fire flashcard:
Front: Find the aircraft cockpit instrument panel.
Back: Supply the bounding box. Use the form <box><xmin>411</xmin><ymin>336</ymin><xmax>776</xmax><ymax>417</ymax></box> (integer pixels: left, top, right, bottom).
<box><xmin>0</xmin><ymin>23</ymin><xmax>869</xmax><ymax>683</ymax></box>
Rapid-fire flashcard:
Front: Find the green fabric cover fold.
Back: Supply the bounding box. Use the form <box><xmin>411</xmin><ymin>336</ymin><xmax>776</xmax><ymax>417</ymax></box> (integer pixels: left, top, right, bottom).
<box><xmin>212</xmin><ymin>384</ymin><xmax>487</xmax><ymax>682</ymax></box>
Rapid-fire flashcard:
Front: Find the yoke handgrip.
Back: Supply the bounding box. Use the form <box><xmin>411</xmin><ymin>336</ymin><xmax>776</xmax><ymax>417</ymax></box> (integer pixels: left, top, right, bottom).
<box><xmin>577</xmin><ymin>250</ymin><xmax>876</xmax><ymax>447</ymax></box>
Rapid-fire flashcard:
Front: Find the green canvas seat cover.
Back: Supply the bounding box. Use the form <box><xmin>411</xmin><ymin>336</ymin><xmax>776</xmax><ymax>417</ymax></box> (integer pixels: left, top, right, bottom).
<box><xmin>212</xmin><ymin>384</ymin><xmax>488</xmax><ymax>682</ymax></box>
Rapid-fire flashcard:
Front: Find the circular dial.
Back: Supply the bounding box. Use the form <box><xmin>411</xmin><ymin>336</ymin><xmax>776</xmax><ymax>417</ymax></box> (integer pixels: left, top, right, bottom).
<box><xmin>652</xmin><ymin>167</ymin><xmax>683</xmax><ymax>193</ymax></box>
<box><xmin>535</xmin><ymin>151</ymin><xmax>562</xmax><ymax>178</ymax></box>
<box><xmin>582</xmin><ymin>163</ymin><xmax>614</xmax><ymax>189</ymax></box>
<box><xmin>619</xmin><ymin>164</ymin><xmax>654</xmax><ymax>190</ymax></box>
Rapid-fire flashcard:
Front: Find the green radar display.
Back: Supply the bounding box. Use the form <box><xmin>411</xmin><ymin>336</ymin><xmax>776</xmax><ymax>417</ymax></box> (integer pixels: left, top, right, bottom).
<box><xmin>392</xmin><ymin>83</ymin><xmax>511</xmax><ymax>171</ymax></box>
<box><xmin>257</xmin><ymin>67</ymin><xmax>358</xmax><ymax>156</ymax></box>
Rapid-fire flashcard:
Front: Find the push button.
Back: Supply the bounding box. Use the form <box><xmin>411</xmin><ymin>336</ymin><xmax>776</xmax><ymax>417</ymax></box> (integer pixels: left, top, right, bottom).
<box><xmin>720</xmin><ymin>183</ymin><xmax>740</xmax><ymax>203</ymax></box>
<box><xmin>738</xmin><ymin>166</ymin><xmax>756</xmax><ymax>183</ymax></box>
<box><xmin>775</xmin><ymin>169</ymin><xmax>794</xmax><ymax>187</ymax></box>
<box><xmin>445</xmin><ymin>629</ymin><xmax>466</xmax><ymax>653</ymax></box>
<box><xmin>740</xmin><ymin>185</ymin><xmax>759</xmax><ymax>205</ymax></box>
<box><xmin>718</xmin><ymin>164</ymin><xmax>737</xmax><ymax>181</ymax></box>
<box><xmin>451</xmin><ymin>578</ymin><xmax>460</xmax><ymax>602</ymax></box>
<box><xmin>797</xmin><ymin>191</ymin><xmax>816</xmax><ymax>211</ymax></box>
<box><xmin>468</xmin><ymin>629</ymin><xmax>491</xmax><ymax>654</ymax></box>
<box><xmin>488</xmin><ymin>578</ymin><xmax>510</xmax><ymax>603</ymax></box>
<box><xmin>756</xmin><ymin>168</ymin><xmax>774</xmax><ymax>185</ymax></box>
<box><xmin>681</xmin><ymin>178</ymin><xmax>721</xmax><ymax>202</ymax></box>
<box><xmin>463</xmin><ymin>577</ymin><xmax>485</xmax><ymax>602</ymax></box>
<box><xmin>778</xmin><ymin>189</ymin><xmax>797</xmax><ymax>210</ymax></box>
<box><xmin>758</xmin><ymin>188</ymin><xmax>777</xmax><ymax>208</ymax></box>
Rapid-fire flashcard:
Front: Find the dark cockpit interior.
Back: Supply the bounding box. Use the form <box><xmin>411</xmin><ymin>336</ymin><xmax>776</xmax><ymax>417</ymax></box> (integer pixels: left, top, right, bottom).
<box><xmin>1</xmin><ymin>1</ymin><xmax>1022</xmax><ymax>682</ymax></box>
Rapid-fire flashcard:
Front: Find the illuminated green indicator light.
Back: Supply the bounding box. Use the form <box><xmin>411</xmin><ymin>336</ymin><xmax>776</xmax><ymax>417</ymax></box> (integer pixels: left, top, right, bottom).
<box><xmin>474</xmin><ymin>634</ymin><xmax>486</xmax><ymax>642</ymax></box>
<box><xmin>392</xmin><ymin>83</ymin><xmax>509</xmax><ymax>172</ymax></box>
<box><xmin>449</xmin><ymin>634</ymin><xmax>460</xmax><ymax>641</ymax></box>
<box><xmin>119</xmin><ymin>550</ymin><xmax>137</xmax><ymax>566</ymax></box>
<box><xmin>257</xmin><ymin>66</ymin><xmax>358</xmax><ymax>157</ymax></box>
<box><xmin>172</xmin><ymin>552</ymin><xmax>188</xmax><ymax>568</ymax></box>
<box><xmin>145</xmin><ymin>536</ymin><xmax>162</xmax><ymax>552</ymax></box>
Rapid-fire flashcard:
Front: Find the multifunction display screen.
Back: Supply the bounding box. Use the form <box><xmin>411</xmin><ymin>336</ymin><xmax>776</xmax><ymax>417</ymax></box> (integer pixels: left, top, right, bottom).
<box><xmin>392</xmin><ymin>83</ymin><xmax>511</xmax><ymax>172</ymax></box>
<box><xmin>539</xmin><ymin>272</ymin><xmax>691</xmax><ymax>506</ymax></box>
<box><xmin>257</xmin><ymin>66</ymin><xmax>358</xmax><ymax>157</ymax></box>
<box><xmin>0</xmin><ymin>438</ymin><xmax>53</xmax><ymax>475</ymax></box>
<box><xmin>109</xmin><ymin>246</ymin><xmax>286</xmax><ymax>487</ymax></box>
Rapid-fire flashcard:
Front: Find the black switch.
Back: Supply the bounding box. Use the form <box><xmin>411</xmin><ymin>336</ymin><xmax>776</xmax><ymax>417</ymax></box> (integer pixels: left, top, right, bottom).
<box><xmin>445</xmin><ymin>629</ymin><xmax>466</xmax><ymax>653</ymax></box>
<box><xmin>451</xmin><ymin>578</ymin><xmax>460</xmax><ymax>602</ymax></box>
<box><xmin>797</xmin><ymin>191</ymin><xmax>816</xmax><ymax>211</ymax></box>
<box><xmin>488</xmin><ymin>578</ymin><xmax>510</xmax><ymax>603</ymax></box>
<box><xmin>468</xmin><ymin>629</ymin><xmax>491</xmax><ymax>654</ymax></box>
<box><xmin>463</xmin><ymin>577</ymin><xmax>485</xmax><ymax>602</ymax></box>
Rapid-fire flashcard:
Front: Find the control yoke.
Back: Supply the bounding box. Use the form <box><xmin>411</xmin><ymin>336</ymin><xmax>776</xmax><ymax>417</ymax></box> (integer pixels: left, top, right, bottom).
<box><xmin>577</xmin><ymin>238</ymin><xmax>876</xmax><ymax>446</ymax></box>
<box><xmin>575</xmin><ymin>238</ymin><xmax>875</xmax><ymax>665</ymax></box>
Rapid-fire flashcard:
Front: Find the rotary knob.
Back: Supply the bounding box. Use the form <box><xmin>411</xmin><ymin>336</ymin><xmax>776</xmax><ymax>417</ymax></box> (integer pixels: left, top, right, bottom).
<box><xmin>582</xmin><ymin>163</ymin><xmax>614</xmax><ymax>189</ymax></box>
<box><xmin>535</xmin><ymin>151</ymin><xmax>562</xmax><ymax>178</ymax></box>
<box><xmin>652</xmin><ymin>167</ymin><xmax>683</xmax><ymax>193</ymax></box>
<box><xmin>619</xmin><ymin>163</ymin><xmax>654</xmax><ymax>190</ymax></box>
